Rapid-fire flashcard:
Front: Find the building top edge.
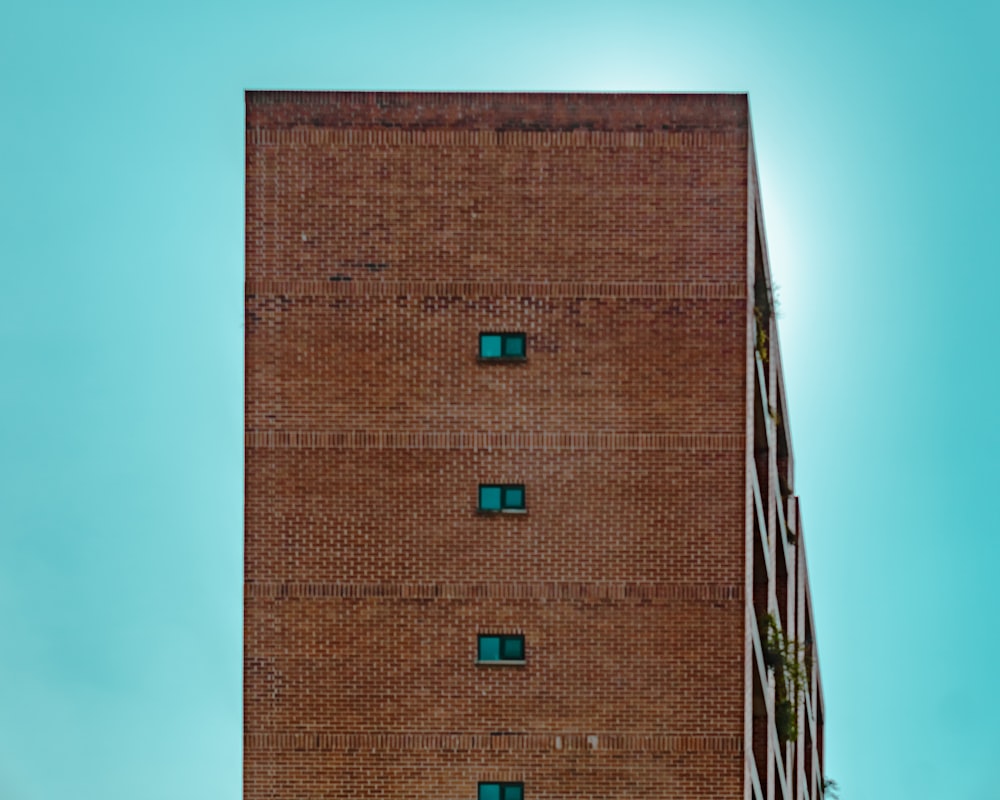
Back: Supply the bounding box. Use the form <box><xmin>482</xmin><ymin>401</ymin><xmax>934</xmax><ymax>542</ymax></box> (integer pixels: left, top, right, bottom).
<box><xmin>245</xmin><ymin>91</ymin><xmax>749</xmax><ymax>131</ymax></box>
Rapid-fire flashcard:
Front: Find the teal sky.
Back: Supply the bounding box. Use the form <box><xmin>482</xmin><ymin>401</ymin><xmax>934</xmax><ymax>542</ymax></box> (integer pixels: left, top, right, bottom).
<box><xmin>1</xmin><ymin>1</ymin><xmax>997</xmax><ymax>798</ymax></box>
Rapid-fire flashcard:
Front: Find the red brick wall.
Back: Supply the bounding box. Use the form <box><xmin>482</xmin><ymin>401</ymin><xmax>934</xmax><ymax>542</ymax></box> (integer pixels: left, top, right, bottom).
<box><xmin>244</xmin><ymin>747</ymin><xmax>744</xmax><ymax>800</ymax></box>
<box><xmin>245</xmin><ymin>593</ymin><xmax>745</xmax><ymax>733</ymax></box>
<box><xmin>246</xmin><ymin>92</ymin><xmax>756</xmax><ymax>799</ymax></box>
<box><xmin>245</xmin><ymin>93</ymin><xmax>748</xmax><ymax>285</ymax></box>
<box><xmin>244</xmin><ymin>296</ymin><xmax>747</xmax><ymax>434</ymax></box>
<box><xmin>245</xmin><ymin>449</ymin><xmax>745</xmax><ymax>584</ymax></box>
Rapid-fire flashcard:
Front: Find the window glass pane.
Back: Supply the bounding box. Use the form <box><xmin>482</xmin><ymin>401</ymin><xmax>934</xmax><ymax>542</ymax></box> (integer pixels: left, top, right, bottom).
<box><xmin>479</xmin><ymin>784</ymin><xmax>501</xmax><ymax>800</ymax></box>
<box><xmin>503</xmin><ymin>334</ymin><xmax>525</xmax><ymax>357</ymax></box>
<box><xmin>479</xmin><ymin>486</ymin><xmax>502</xmax><ymax>510</ymax></box>
<box><xmin>501</xmin><ymin>636</ymin><xmax>524</xmax><ymax>660</ymax></box>
<box><xmin>503</xmin><ymin>486</ymin><xmax>524</xmax><ymax>509</ymax></box>
<box><xmin>503</xmin><ymin>785</ymin><xmax>523</xmax><ymax>800</ymax></box>
<box><xmin>478</xmin><ymin>636</ymin><xmax>501</xmax><ymax>661</ymax></box>
<box><xmin>480</xmin><ymin>334</ymin><xmax>502</xmax><ymax>358</ymax></box>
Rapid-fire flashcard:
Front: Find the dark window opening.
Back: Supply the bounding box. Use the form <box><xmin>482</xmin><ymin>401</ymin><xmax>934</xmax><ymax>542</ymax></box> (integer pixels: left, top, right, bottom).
<box><xmin>479</xmin><ymin>332</ymin><xmax>526</xmax><ymax>360</ymax></box>
<box><xmin>478</xmin><ymin>635</ymin><xmax>525</xmax><ymax>662</ymax></box>
<box><xmin>479</xmin><ymin>484</ymin><xmax>525</xmax><ymax>512</ymax></box>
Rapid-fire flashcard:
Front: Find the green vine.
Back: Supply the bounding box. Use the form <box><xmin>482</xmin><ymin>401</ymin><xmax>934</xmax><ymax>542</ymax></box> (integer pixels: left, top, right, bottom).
<box><xmin>761</xmin><ymin>614</ymin><xmax>809</xmax><ymax>743</ymax></box>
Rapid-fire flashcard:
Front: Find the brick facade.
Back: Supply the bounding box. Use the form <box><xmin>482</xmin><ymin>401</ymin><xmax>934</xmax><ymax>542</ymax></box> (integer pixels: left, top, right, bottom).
<box><xmin>245</xmin><ymin>92</ymin><xmax>825</xmax><ymax>800</ymax></box>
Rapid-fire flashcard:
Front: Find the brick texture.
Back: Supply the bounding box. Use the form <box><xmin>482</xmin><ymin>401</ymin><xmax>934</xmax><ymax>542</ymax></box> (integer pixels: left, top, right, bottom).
<box><xmin>245</xmin><ymin>92</ymin><xmax>824</xmax><ymax>800</ymax></box>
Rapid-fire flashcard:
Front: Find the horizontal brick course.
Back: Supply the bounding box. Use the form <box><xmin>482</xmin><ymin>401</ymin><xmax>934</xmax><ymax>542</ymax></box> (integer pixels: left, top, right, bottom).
<box><xmin>246</xmin><ymin>90</ymin><xmax>750</xmax><ymax>132</ymax></box>
<box><xmin>244</xmin><ymin>732</ymin><xmax>744</xmax><ymax>753</ymax></box>
<box><xmin>244</xmin><ymin>582</ymin><xmax>744</xmax><ymax>601</ymax></box>
<box><xmin>245</xmin><ymin>278</ymin><xmax>747</xmax><ymax>298</ymax></box>
<box><xmin>244</xmin><ymin>431</ymin><xmax>746</xmax><ymax>451</ymax></box>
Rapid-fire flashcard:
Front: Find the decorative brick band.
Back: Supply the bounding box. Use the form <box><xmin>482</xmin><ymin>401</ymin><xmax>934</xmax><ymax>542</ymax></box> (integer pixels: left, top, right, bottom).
<box><xmin>245</xmin><ymin>278</ymin><xmax>747</xmax><ymax>301</ymax></box>
<box><xmin>243</xmin><ymin>731</ymin><xmax>743</xmax><ymax>754</ymax></box>
<box><xmin>247</xmin><ymin>127</ymin><xmax>747</xmax><ymax>149</ymax></box>
<box><xmin>244</xmin><ymin>582</ymin><xmax>744</xmax><ymax>602</ymax></box>
<box><xmin>244</xmin><ymin>431</ymin><xmax>746</xmax><ymax>452</ymax></box>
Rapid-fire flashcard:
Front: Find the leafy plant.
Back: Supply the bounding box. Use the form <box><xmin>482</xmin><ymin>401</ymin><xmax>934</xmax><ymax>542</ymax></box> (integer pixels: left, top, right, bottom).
<box><xmin>823</xmin><ymin>778</ymin><xmax>840</xmax><ymax>799</ymax></box>
<box><xmin>761</xmin><ymin>614</ymin><xmax>810</xmax><ymax>743</ymax></box>
<box><xmin>753</xmin><ymin>279</ymin><xmax>780</xmax><ymax>364</ymax></box>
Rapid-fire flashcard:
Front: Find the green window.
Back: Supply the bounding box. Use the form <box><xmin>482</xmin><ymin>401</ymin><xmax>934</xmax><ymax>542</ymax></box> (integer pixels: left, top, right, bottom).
<box><xmin>479</xmin><ymin>484</ymin><xmax>525</xmax><ymax>512</ymax></box>
<box><xmin>478</xmin><ymin>784</ymin><xmax>523</xmax><ymax>800</ymax></box>
<box><xmin>479</xmin><ymin>332</ymin><xmax>526</xmax><ymax>359</ymax></box>
<box><xmin>478</xmin><ymin>635</ymin><xmax>525</xmax><ymax>662</ymax></box>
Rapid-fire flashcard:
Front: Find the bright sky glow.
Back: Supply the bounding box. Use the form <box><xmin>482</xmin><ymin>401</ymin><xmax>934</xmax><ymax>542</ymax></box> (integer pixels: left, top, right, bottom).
<box><xmin>1</xmin><ymin>1</ymin><xmax>997</xmax><ymax>798</ymax></box>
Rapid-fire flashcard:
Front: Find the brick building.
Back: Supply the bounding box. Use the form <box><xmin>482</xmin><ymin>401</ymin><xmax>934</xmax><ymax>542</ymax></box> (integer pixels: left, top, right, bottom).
<box><xmin>245</xmin><ymin>91</ymin><xmax>826</xmax><ymax>800</ymax></box>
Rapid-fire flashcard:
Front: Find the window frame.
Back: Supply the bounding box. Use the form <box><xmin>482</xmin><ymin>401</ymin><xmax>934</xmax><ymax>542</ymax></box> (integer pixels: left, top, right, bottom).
<box><xmin>478</xmin><ymin>782</ymin><xmax>524</xmax><ymax>800</ymax></box>
<box><xmin>478</xmin><ymin>332</ymin><xmax>527</xmax><ymax>361</ymax></box>
<box><xmin>477</xmin><ymin>634</ymin><xmax>526</xmax><ymax>664</ymax></box>
<box><xmin>478</xmin><ymin>484</ymin><xmax>526</xmax><ymax>513</ymax></box>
